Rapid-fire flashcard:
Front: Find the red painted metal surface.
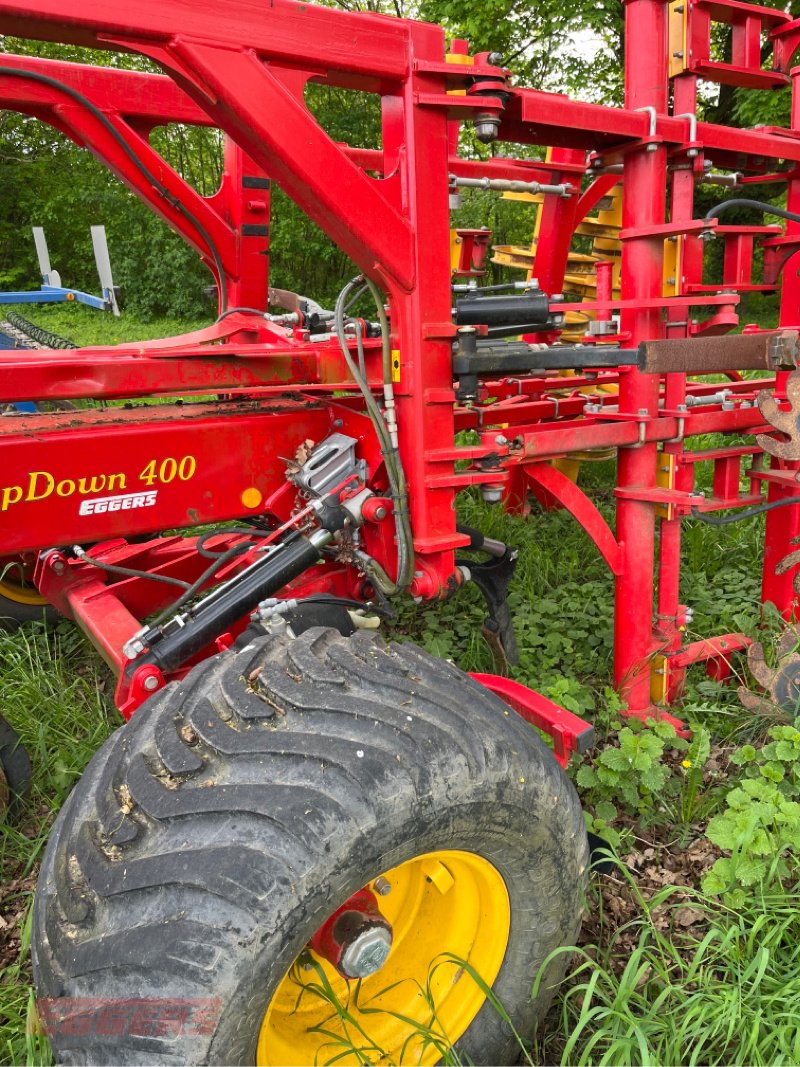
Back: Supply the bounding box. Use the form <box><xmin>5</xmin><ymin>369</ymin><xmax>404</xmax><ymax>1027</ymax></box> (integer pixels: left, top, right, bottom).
<box><xmin>307</xmin><ymin>888</ymin><xmax>390</xmax><ymax>978</ymax></box>
<box><xmin>471</xmin><ymin>674</ymin><xmax>595</xmax><ymax>767</ymax></box>
<box><xmin>0</xmin><ymin>0</ymin><xmax>798</xmax><ymax>728</ymax></box>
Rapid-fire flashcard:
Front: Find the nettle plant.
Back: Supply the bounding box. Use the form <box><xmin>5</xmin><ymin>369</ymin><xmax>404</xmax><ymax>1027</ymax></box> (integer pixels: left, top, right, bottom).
<box><xmin>576</xmin><ymin>714</ymin><xmax>690</xmax><ymax>849</ymax></box>
<box><xmin>703</xmin><ymin>724</ymin><xmax>800</xmax><ymax>906</ymax></box>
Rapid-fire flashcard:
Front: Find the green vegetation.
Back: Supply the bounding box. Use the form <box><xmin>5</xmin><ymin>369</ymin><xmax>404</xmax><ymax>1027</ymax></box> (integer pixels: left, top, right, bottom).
<box><xmin>1</xmin><ymin>301</ymin><xmax>207</xmax><ymax>346</ymax></box>
<box><xmin>702</xmin><ymin>724</ymin><xmax>800</xmax><ymax>906</ymax></box>
<box><xmin>1</xmin><ymin>624</ymin><xmax>115</xmax><ymax>1067</ymax></box>
<box><xmin>538</xmin><ymin>886</ymin><xmax>800</xmax><ymax>1067</ymax></box>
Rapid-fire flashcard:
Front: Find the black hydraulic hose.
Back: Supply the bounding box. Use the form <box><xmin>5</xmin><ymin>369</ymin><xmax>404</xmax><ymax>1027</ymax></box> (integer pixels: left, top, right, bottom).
<box><xmin>690</xmin><ymin>496</ymin><xmax>800</xmax><ymax>526</ymax></box>
<box><xmin>703</xmin><ymin>198</ymin><xmax>800</xmax><ymax>228</ymax></box>
<box><xmin>72</xmin><ymin>547</ymin><xmax>191</xmax><ymax>589</ymax></box>
<box><xmin>215</xmin><ymin>306</ymin><xmax>269</xmax><ymax>323</ymax></box>
<box><xmin>0</xmin><ymin>66</ymin><xmax>229</xmax><ymax>311</ymax></box>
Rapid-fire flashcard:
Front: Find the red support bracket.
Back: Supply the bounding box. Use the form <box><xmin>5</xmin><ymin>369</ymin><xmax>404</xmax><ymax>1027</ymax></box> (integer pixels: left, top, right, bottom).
<box><xmin>471</xmin><ymin>673</ymin><xmax>595</xmax><ymax>767</ymax></box>
<box><xmin>523</xmin><ymin>461</ymin><xmax>623</xmax><ymax>574</ymax></box>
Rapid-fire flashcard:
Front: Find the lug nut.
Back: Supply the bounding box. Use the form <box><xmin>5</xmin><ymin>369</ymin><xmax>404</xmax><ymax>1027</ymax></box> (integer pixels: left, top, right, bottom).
<box><xmin>339</xmin><ymin>925</ymin><xmax>392</xmax><ymax>979</ymax></box>
<box><xmin>373</xmin><ymin>876</ymin><xmax>392</xmax><ymax>896</ymax></box>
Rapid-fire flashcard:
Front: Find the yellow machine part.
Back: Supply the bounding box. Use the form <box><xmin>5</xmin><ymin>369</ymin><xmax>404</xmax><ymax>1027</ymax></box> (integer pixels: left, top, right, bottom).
<box><xmin>257</xmin><ymin>849</ymin><xmax>510</xmax><ymax>1066</ymax></box>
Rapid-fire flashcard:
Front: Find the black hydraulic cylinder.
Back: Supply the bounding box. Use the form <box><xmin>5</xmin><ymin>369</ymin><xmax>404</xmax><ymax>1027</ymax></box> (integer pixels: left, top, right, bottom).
<box><xmin>128</xmin><ymin>532</ymin><xmax>328</xmax><ymax>677</ymax></box>
<box><xmin>454</xmin><ymin>339</ymin><xmax>636</xmax><ymax>376</ymax></box>
<box><xmin>455</xmin><ymin>290</ymin><xmax>551</xmax><ymax>328</ymax></box>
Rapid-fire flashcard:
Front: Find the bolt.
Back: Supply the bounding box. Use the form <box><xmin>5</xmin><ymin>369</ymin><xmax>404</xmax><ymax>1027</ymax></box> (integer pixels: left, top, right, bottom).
<box><xmin>50</xmin><ymin>557</ymin><xmax>66</xmax><ymax>576</ymax></box>
<box><xmin>481</xmin><ymin>486</ymin><xmax>503</xmax><ymax>503</ymax></box>
<box><xmin>374</xmin><ymin>505</ymin><xmax>387</xmax><ymax>520</ymax></box>
<box><xmin>647</xmin><ymin>142</ymin><xmax>658</xmax><ymax>153</ymax></box>
<box><xmin>332</xmin><ymin>418</ymin><xmax>344</xmax><ymax>428</ymax></box>
<box><xmin>495</xmin><ymin>434</ymin><xmax>508</xmax><ymax>446</ymax></box>
<box><xmin>143</xmin><ymin>675</ymin><xmax>160</xmax><ymax>692</ymax></box>
<box><xmin>638</xmin><ymin>407</ymin><xmax>649</xmax><ymax>416</ymax></box>
<box><xmin>340</xmin><ymin>926</ymin><xmax>392</xmax><ymax>979</ymax></box>
<box><xmin>373</xmin><ymin>876</ymin><xmax>392</xmax><ymax>896</ymax></box>
<box><xmin>487</xmin><ymin>51</ymin><xmax>503</xmax><ymax>65</ymax></box>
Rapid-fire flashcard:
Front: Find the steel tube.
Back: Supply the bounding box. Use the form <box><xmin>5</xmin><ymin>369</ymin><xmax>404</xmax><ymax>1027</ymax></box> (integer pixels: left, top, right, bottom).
<box><xmin>613</xmin><ymin>0</ymin><xmax>669</xmax><ymax>712</ymax></box>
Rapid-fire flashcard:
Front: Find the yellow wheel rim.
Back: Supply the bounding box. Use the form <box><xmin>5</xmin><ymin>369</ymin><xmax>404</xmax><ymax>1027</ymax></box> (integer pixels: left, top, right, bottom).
<box><xmin>257</xmin><ymin>849</ymin><xmax>510</xmax><ymax>1066</ymax></box>
<box><xmin>0</xmin><ymin>561</ymin><xmax>46</xmax><ymax>606</ymax></box>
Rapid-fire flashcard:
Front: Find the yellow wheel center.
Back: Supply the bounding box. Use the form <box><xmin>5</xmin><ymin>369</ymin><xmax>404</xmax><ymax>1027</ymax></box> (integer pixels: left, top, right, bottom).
<box><xmin>0</xmin><ymin>558</ymin><xmax>46</xmax><ymax>606</ymax></box>
<box><xmin>257</xmin><ymin>850</ymin><xmax>510</xmax><ymax>1066</ymax></box>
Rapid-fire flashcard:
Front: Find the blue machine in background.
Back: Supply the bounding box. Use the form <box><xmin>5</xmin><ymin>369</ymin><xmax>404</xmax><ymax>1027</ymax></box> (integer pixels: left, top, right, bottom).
<box><xmin>0</xmin><ymin>225</ymin><xmax>118</xmax><ymax>411</ymax></box>
<box><xmin>0</xmin><ymin>226</ymin><xmax>120</xmax><ymax>316</ymax></box>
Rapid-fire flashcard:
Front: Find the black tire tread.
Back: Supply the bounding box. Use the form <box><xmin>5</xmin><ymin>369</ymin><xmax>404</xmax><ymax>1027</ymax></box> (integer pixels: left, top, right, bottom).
<box><xmin>34</xmin><ymin>627</ymin><xmax>588</xmax><ymax>1066</ymax></box>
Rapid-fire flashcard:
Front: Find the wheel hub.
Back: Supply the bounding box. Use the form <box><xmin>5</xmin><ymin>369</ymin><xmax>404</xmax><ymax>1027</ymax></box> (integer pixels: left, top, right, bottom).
<box><xmin>308</xmin><ymin>887</ymin><xmax>393</xmax><ymax>979</ymax></box>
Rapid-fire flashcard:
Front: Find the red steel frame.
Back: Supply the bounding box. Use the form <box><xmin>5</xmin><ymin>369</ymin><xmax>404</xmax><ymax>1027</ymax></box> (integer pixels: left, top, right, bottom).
<box><xmin>1</xmin><ymin>0</ymin><xmax>800</xmax><ymax>726</ymax></box>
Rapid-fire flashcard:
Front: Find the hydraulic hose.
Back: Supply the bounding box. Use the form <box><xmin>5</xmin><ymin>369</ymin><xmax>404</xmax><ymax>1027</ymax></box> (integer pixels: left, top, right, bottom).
<box><xmin>334</xmin><ymin>276</ymin><xmax>414</xmax><ymax>595</ymax></box>
<box><xmin>703</xmin><ymin>198</ymin><xmax>800</xmax><ymax>228</ymax></box>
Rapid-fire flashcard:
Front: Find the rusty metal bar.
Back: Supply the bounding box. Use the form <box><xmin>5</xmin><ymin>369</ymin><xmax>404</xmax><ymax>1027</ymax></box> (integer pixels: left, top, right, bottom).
<box><xmin>639</xmin><ymin>330</ymin><xmax>799</xmax><ymax>373</ymax></box>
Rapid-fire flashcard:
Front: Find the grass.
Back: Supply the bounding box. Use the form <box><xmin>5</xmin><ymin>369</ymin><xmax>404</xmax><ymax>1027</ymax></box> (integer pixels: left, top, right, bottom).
<box><xmin>1</xmin><ymin>301</ymin><xmax>208</xmax><ymax>346</ymax></box>
<box><xmin>1</xmin><ymin>305</ymin><xmax>799</xmax><ymax>1064</ymax></box>
<box><xmin>0</xmin><ymin>623</ymin><xmax>116</xmax><ymax>1066</ymax></box>
<box><xmin>538</xmin><ymin>882</ymin><xmax>800</xmax><ymax>1067</ymax></box>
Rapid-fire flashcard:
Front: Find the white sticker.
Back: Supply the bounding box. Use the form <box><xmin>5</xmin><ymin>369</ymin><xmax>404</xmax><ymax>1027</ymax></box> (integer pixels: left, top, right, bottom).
<box><xmin>79</xmin><ymin>490</ymin><xmax>158</xmax><ymax>516</ymax></box>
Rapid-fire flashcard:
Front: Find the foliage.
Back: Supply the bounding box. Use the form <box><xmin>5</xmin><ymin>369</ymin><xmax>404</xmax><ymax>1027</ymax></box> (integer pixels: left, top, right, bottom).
<box><xmin>537</xmin><ymin>883</ymin><xmax>800</xmax><ymax>1067</ymax></box>
<box><xmin>576</xmin><ymin>719</ymin><xmax>688</xmax><ymax>826</ymax></box>
<box><xmin>0</xmin><ymin>301</ymin><xmax>207</xmax><ymax>346</ymax></box>
<box><xmin>703</xmin><ymin>724</ymin><xmax>800</xmax><ymax>906</ymax></box>
<box><xmin>0</xmin><ymin>622</ymin><xmax>116</xmax><ymax>1066</ymax></box>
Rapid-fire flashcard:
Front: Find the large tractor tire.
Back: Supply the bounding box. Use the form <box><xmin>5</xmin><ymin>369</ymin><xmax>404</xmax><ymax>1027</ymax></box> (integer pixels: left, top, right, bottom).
<box><xmin>33</xmin><ymin>628</ymin><xmax>589</xmax><ymax>1066</ymax></box>
<box><xmin>0</xmin><ymin>713</ymin><xmax>32</xmax><ymax>804</ymax></box>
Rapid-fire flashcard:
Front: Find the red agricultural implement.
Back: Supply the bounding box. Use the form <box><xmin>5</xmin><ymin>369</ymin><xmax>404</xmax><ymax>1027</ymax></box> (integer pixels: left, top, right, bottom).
<box><xmin>3</xmin><ymin>0</ymin><xmax>800</xmax><ymax>1061</ymax></box>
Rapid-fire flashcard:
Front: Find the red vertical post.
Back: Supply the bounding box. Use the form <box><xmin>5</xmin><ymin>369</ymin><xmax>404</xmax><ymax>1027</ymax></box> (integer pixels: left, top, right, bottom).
<box><xmin>656</xmin><ymin>72</ymin><xmax>698</xmax><ymax>690</ymax></box>
<box><xmin>212</xmin><ymin>137</ymin><xmax>270</xmax><ymax>312</ymax></box>
<box><xmin>614</xmin><ymin>0</ymin><xmax>669</xmax><ymax>710</ymax></box>
<box><xmin>381</xmin><ymin>28</ymin><xmax>459</xmax><ymax>594</ymax></box>
<box><xmin>762</xmin><ymin>73</ymin><xmax>800</xmax><ymax>618</ymax></box>
<box><xmin>595</xmin><ymin>260</ymin><xmax>613</xmax><ymax>321</ymax></box>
